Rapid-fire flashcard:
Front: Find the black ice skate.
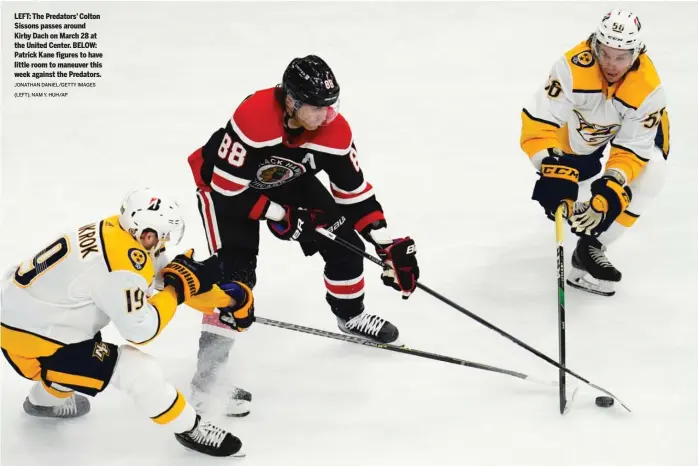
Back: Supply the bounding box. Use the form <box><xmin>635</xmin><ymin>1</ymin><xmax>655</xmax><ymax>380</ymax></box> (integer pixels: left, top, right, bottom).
<box><xmin>174</xmin><ymin>415</ymin><xmax>245</xmax><ymax>457</ymax></box>
<box><xmin>566</xmin><ymin>236</ymin><xmax>622</xmax><ymax>297</ymax></box>
<box><xmin>23</xmin><ymin>394</ymin><xmax>91</xmax><ymax>419</ymax></box>
<box><xmin>226</xmin><ymin>386</ymin><xmax>252</xmax><ymax>417</ymax></box>
<box><xmin>189</xmin><ymin>384</ymin><xmax>251</xmax><ymax>417</ymax></box>
<box><xmin>337</xmin><ymin>312</ymin><xmax>401</xmax><ymax>346</ymax></box>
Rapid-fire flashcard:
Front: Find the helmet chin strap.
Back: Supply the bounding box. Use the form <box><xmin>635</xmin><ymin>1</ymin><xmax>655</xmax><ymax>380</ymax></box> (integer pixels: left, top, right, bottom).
<box><xmin>283</xmin><ymin>106</ymin><xmax>306</xmax><ymax>141</ymax></box>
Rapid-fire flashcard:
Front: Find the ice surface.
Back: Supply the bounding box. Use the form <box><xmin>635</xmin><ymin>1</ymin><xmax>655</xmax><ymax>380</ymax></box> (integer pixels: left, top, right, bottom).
<box><xmin>1</xmin><ymin>2</ymin><xmax>697</xmax><ymax>465</ymax></box>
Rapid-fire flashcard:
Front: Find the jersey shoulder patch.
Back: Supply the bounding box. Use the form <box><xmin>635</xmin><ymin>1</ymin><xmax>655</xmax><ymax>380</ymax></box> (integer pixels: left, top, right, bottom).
<box><xmin>614</xmin><ymin>54</ymin><xmax>662</xmax><ymax>110</ymax></box>
<box><xmin>99</xmin><ymin>215</ymin><xmax>154</xmax><ymax>286</ymax></box>
<box><xmin>231</xmin><ymin>88</ymin><xmax>285</xmax><ymax>147</ymax></box>
<box><xmin>300</xmin><ymin>114</ymin><xmax>353</xmax><ymax>155</ymax></box>
<box><xmin>564</xmin><ymin>41</ymin><xmax>603</xmax><ymax>93</ymax></box>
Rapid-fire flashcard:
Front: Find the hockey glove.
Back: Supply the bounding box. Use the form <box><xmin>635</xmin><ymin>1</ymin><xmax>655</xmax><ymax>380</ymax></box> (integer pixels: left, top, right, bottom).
<box><xmin>217</xmin><ymin>281</ymin><xmax>255</xmax><ymax>332</ymax></box>
<box><xmin>161</xmin><ymin>249</ymin><xmax>220</xmax><ymax>304</ymax></box>
<box><xmin>569</xmin><ymin>176</ymin><xmax>631</xmax><ymax>236</ymax></box>
<box><xmin>267</xmin><ymin>206</ymin><xmax>329</xmax><ymax>242</ymax></box>
<box><xmin>376</xmin><ymin>237</ymin><xmax>419</xmax><ymax>299</ymax></box>
<box><xmin>531</xmin><ymin>150</ymin><xmax>580</xmax><ymax>219</ymax></box>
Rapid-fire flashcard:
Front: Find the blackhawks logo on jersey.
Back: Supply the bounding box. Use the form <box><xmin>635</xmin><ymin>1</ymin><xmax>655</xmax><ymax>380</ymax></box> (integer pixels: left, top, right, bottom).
<box><xmin>250</xmin><ymin>156</ymin><xmax>306</xmax><ymax>190</ymax></box>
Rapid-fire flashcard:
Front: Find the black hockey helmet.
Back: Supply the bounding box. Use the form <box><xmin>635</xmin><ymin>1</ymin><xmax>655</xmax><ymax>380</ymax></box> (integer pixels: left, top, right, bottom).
<box><xmin>282</xmin><ymin>55</ymin><xmax>340</xmax><ymax>108</ymax></box>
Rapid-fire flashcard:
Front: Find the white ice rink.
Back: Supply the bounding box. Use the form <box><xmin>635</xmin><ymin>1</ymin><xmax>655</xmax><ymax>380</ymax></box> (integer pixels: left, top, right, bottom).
<box><xmin>1</xmin><ymin>2</ymin><xmax>697</xmax><ymax>465</ymax></box>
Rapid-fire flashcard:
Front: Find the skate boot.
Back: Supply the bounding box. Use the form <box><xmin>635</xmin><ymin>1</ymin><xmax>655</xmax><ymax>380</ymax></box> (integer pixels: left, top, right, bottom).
<box><xmin>190</xmin><ymin>385</ymin><xmax>252</xmax><ymax>417</ymax></box>
<box><xmin>225</xmin><ymin>386</ymin><xmax>252</xmax><ymax>417</ymax></box>
<box><xmin>566</xmin><ymin>236</ymin><xmax>621</xmax><ymax>296</ymax></box>
<box><xmin>174</xmin><ymin>414</ymin><xmax>245</xmax><ymax>457</ymax></box>
<box><xmin>23</xmin><ymin>394</ymin><xmax>91</xmax><ymax>419</ymax></box>
<box><xmin>337</xmin><ymin>312</ymin><xmax>401</xmax><ymax>345</ymax></box>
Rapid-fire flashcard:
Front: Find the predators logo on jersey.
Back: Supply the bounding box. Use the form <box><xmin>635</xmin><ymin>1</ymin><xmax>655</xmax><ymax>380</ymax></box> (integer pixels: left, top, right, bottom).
<box><xmin>571</xmin><ymin>50</ymin><xmax>595</xmax><ymax>68</ymax></box>
<box><xmin>573</xmin><ymin>110</ymin><xmax>621</xmax><ymax>146</ymax></box>
<box><xmin>128</xmin><ymin>248</ymin><xmax>148</xmax><ymax>271</ymax></box>
<box><xmin>92</xmin><ymin>341</ymin><xmax>111</xmax><ymax>361</ymax></box>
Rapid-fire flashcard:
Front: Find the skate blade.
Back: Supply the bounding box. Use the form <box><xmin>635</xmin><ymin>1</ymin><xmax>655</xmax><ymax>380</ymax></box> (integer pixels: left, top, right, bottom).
<box><xmin>566</xmin><ymin>270</ymin><xmax>615</xmax><ymax>297</ymax></box>
<box><xmin>226</xmin><ymin>401</ymin><xmax>251</xmax><ymax>418</ymax></box>
<box><xmin>337</xmin><ymin>326</ymin><xmax>404</xmax><ymax>347</ymax></box>
<box><xmin>176</xmin><ymin>438</ymin><xmax>246</xmax><ymax>458</ymax></box>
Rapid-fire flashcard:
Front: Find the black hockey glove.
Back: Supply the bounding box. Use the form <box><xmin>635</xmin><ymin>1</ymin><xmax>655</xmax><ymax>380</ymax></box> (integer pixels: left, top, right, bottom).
<box><xmin>377</xmin><ymin>237</ymin><xmax>419</xmax><ymax>299</ymax></box>
<box><xmin>531</xmin><ymin>149</ymin><xmax>580</xmax><ymax>219</ymax></box>
<box><xmin>162</xmin><ymin>249</ymin><xmax>220</xmax><ymax>304</ymax></box>
<box><xmin>267</xmin><ymin>206</ymin><xmax>329</xmax><ymax>242</ymax></box>
<box><xmin>217</xmin><ymin>281</ymin><xmax>255</xmax><ymax>332</ymax></box>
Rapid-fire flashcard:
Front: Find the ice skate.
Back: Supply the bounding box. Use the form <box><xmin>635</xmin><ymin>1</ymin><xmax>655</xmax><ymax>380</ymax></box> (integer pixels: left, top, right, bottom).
<box><xmin>566</xmin><ymin>236</ymin><xmax>621</xmax><ymax>297</ymax></box>
<box><xmin>190</xmin><ymin>385</ymin><xmax>252</xmax><ymax>417</ymax></box>
<box><xmin>337</xmin><ymin>312</ymin><xmax>401</xmax><ymax>346</ymax></box>
<box><xmin>174</xmin><ymin>414</ymin><xmax>245</xmax><ymax>457</ymax></box>
<box><xmin>23</xmin><ymin>394</ymin><xmax>91</xmax><ymax>419</ymax></box>
<box><xmin>225</xmin><ymin>386</ymin><xmax>252</xmax><ymax>417</ymax></box>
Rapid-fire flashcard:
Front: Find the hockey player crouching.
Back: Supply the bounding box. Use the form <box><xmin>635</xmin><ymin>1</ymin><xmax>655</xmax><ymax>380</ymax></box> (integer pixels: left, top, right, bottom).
<box><xmin>521</xmin><ymin>9</ymin><xmax>669</xmax><ymax>296</ymax></box>
<box><xmin>0</xmin><ymin>188</ymin><xmax>254</xmax><ymax>457</ymax></box>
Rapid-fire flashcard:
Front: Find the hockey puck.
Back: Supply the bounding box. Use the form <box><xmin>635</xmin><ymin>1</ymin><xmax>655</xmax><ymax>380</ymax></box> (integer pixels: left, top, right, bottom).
<box><xmin>595</xmin><ymin>396</ymin><xmax>614</xmax><ymax>408</ymax></box>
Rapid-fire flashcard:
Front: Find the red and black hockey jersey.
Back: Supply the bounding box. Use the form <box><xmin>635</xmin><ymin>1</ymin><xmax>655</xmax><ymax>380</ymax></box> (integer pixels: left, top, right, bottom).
<box><xmin>188</xmin><ymin>87</ymin><xmax>385</xmax><ymax>233</ymax></box>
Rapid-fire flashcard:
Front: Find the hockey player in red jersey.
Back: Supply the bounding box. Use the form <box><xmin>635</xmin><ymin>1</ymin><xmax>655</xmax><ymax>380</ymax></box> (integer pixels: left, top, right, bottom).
<box><xmin>186</xmin><ymin>55</ymin><xmax>420</xmax><ymax>415</ymax></box>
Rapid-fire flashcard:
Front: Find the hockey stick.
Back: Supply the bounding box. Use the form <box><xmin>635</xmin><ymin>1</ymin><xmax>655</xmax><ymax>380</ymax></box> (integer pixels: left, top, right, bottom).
<box><xmin>315</xmin><ymin>227</ymin><xmax>631</xmax><ymax>412</ymax></box>
<box><xmin>256</xmin><ymin>316</ymin><xmax>558</xmax><ymax>387</ymax></box>
<box><xmin>555</xmin><ymin>204</ymin><xmax>568</xmax><ymax>415</ymax></box>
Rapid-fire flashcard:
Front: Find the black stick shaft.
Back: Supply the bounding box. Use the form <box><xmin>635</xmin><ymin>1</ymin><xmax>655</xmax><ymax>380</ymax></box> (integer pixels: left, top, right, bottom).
<box><xmin>256</xmin><ymin>316</ymin><xmax>555</xmax><ymax>386</ymax></box>
<box><xmin>555</xmin><ymin>205</ymin><xmax>568</xmax><ymax>414</ymax></box>
<box><xmin>315</xmin><ymin>227</ymin><xmax>631</xmax><ymax>412</ymax></box>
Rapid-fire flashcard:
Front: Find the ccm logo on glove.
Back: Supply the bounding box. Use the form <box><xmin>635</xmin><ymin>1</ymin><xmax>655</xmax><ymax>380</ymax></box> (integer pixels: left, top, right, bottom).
<box><xmin>541</xmin><ymin>165</ymin><xmax>579</xmax><ymax>181</ymax></box>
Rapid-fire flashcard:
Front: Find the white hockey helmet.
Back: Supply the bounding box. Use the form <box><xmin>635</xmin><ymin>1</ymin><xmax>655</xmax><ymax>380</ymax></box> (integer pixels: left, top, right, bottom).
<box><xmin>119</xmin><ymin>188</ymin><xmax>185</xmax><ymax>253</ymax></box>
<box><xmin>592</xmin><ymin>9</ymin><xmax>644</xmax><ymax>62</ymax></box>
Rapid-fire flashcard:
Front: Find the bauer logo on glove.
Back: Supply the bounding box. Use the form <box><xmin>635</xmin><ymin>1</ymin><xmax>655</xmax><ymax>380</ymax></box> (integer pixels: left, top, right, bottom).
<box><xmin>267</xmin><ymin>206</ymin><xmax>329</xmax><ymax>242</ymax></box>
<box><xmin>376</xmin><ymin>237</ymin><xmax>420</xmax><ymax>299</ymax></box>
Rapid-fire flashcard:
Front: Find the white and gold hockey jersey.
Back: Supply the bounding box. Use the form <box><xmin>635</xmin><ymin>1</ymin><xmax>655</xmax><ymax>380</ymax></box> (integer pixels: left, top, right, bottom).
<box><xmin>521</xmin><ymin>41</ymin><xmax>670</xmax><ymax>184</ymax></box>
<box><xmin>0</xmin><ymin>215</ymin><xmax>179</xmax><ymax>360</ymax></box>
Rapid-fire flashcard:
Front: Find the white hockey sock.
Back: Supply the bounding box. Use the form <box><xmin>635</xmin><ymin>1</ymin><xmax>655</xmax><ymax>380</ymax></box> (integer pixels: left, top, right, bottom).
<box><xmin>27</xmin><ymin>381</ymin><xmax>71</xmax><ymax>407</ymax></box>
<box><xmin>111</xmin><ymin>345</ymin><xmax>196</xmax><ymax>434</ymax></box>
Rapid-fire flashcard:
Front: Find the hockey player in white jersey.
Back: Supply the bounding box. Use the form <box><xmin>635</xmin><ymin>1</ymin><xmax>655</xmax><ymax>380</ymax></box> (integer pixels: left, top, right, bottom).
<box><xmin>521</xmin><ymin>9</ymin><xmax>670</xmax><ymax>296</ymax></box>
<box><xmin>0</xmin><ymin>188</ymin><xmax>255</xmax><ymax>457</ymax></box>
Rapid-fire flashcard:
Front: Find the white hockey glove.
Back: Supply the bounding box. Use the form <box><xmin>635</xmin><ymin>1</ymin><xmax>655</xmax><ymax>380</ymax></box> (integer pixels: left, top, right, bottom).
<box><xmin>568</xmin><ymin>201</ymin><xmax>604</xmax><ymax>235</ymax></box>
<box><xmin>568</xmin><ymin>172</ymin><xmax>631</xmax><ymax>236</ymax></box>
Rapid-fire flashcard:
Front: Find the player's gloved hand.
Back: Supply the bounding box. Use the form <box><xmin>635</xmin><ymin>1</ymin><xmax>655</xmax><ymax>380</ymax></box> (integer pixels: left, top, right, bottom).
<box><xmin>376</xmin><ymin>237</ymin><xmax>419</xmax><ymax>299</ymax></box>
<box><xmin>568</xmin><ymin>175</ymin><xmax>631</xmax><ymax>236</ymax></box>
<box><xmin>162</xmin><ymin>249</ymin><xmax>220</xmax><ymax>304</ymax></box>
<box><xmin>217</xmin><ymin>281</ymin><xmax>255</xmax><ymax>332</ymax></box>
<box><xmin>267</xmin><ymin>206</ymin><xmax>329</xmax><ymax>242</ymax></box>
<box><xmin>531</xmin><ymin>149</ymin><xmax>580</xmax><ymax>219</ymax></box>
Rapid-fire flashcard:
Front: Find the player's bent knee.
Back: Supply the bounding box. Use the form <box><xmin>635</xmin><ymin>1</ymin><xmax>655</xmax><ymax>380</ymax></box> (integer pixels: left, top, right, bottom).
<box><xmin>111</xmin><ymin>345</ymin><xmax>165</xmax><ymax>395</ymax></box>
<box><xmin>38</xmin><ymin>338</ymin><xmax>119</xmax><ymax>397</ymax></box>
